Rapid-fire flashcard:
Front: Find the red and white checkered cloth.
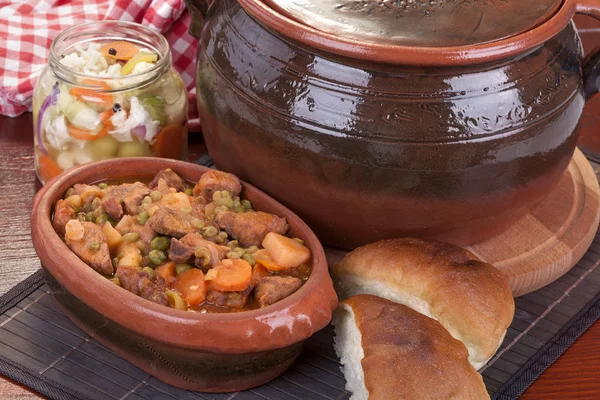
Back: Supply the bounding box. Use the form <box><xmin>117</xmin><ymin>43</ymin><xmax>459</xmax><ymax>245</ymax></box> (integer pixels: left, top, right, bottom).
<box><xmin>0</xmin><ymin>0</ymin><xmax>199</xmax><ymax>129</ymax></box>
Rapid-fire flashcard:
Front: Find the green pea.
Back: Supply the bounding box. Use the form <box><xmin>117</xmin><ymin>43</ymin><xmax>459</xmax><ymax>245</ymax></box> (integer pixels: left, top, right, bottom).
<box><xmin>150</xmin><ymin>190</ymin><xmax>162</xmax><ymax>201</ymax></box>
<box><xmin>122</xmin><ymin>232</ymin><xmax>140</xmax><ymax>242</ymax></box>
<box><xmin>98</xmin><ymin>182</ymin><xmax>108</xmax><ymax>189</ymax></box>
<box><xmin>227</xmin><ymin>240</ymin><xmax>239</xmax><ymax>249</ymax></box>
<box><xmin>202</xmin><ymin>226</ymin><xmax>218</xmax><ymax>238</ymax></box>
<box><xmin>215</xmin><ymin>231</ymin><xmax>228</xmax><ymax>244</ymax></box>
<box><xmin>176</xmin><ymin>263</ymin><xmax>193</xmax><ymax>275</ymax></box>
<box><xmin>226</xmin><ymin>251</ymin><xmax>240</xmax><ymax>259</ymax></box>
<box><xmin>142</xmin><ymin>196</ymin><xmax>152</xmax><ymax>205</ymax></box>
<box><xmin>194</xmin><ymin>247</ymin><xmax>211</xmax><ymax>267</ymax></box>
<box><xmin>149</xmin><ymin>249</ymin><xmax>167</xmax><ymax>265</ymax></box>
<box><xmin>184</xmin><ymin>187</ymin><xmax>193</xmax><ymax>196</ymax></box>
<box><xmin>233</xmin><ymin>206</ymin><xmax>245</xmax><ymax>213</ymax></box>
<box><xmin>233</xmin><ymin>247</ymin><xmax>245</xmax><ymax>256</ymax></box>
<box><xmin>136</xmin><ymin>241</ymin><xmax>147</xmax><ymax>251</ymax></box>
<box><xmin>95</xmin><ymin>214</ymin><xmax>108</xmax><ymax>225</ymax></box>
<box><xmin>87</xmin><ymin>241</ymin><xmax>100</xmax><ymax>251</ymax></box>
<box><xmin>137</xmin><ymin>211</ymin><xmax>149</xmax><ymax>225</ymax></box>
<box><xmin>86</xmin><ymin>212</ymin><xmax>95</xmax><ymax>222</ymax></box>
<box><xmin>241</xmin><ymin>199</ymin><xmax>252</xmax><ymax>210</ymax></box>
<box><xmin>142</xmin><ymin>267</ymin><xmax>156</xmax><ymax>278</ymax></box>
<box><xmin>180</xmin><ymin>205</ymin><xmax>192</xmax><ymax>214</ymax></box>
<box><xmin>191</xmin><ymin>218</ymin><xmax>204</xmax><ymax>230</ymax></box>
<box><xmin>64</xmin><ymin>188</ymin><xmax>76</xmax><ymax>198</ymax></box>
<box><xmin>245</xmin><ymin>246</ymin><xmax>259</xmax><ymax>254</ymax></box>
<box><xmin>151</xmin><ymin>236</ymin><xmax>170</xmax><ymax>251</ymax></box>
<box><xmin>241</xmin><ymin>253</ymin><xmax>256</xmax><ymax>266</ymax></box>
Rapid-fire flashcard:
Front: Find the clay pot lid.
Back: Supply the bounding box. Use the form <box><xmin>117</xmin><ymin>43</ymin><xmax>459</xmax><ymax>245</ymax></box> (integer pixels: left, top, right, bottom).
<box><xmin>261</xmin><ymin>0</ymin><xmax>562</xmax><ymax>47</ymax></box>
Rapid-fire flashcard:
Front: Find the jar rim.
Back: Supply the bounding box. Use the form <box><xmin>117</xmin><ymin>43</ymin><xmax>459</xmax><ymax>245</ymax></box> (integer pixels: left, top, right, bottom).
<box><xmin>48</xmin><ymin>21</ymin><xmax>172</xmax><ymax>91</ymax></box>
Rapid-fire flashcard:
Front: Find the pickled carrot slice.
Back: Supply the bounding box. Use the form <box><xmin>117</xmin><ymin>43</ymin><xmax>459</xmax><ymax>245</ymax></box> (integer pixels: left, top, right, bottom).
<box><xmin>38</xmin><ymin>155</ymin><xmax>63</xmax><ymax>182</ymax></box>
<box><xmin>69</xmin><ymin>79</ymin><xmax>113</xmax><ymax>107</ymax></box>
<box><xmin>100</xmin><ymin>41</ymin><xmax>139</xmax><ymax>61</ymax></box>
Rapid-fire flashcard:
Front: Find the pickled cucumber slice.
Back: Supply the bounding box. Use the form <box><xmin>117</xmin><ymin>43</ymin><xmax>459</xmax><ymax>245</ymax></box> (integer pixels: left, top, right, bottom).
<box><xmin>120</xmin><ymin>52</ymin><xmax>158</xmax><ymax>76</ymax></box>
<box><xmin>139</xmin><ymin>95</ymin><xmax>166</xmax><ymax>125</ymax></box>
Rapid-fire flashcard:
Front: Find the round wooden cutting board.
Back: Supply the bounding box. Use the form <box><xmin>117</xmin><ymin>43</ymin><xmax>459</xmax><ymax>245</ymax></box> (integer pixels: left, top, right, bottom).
<box><xmin>326</xmin><ymin>149</ymin><xmax>600</xmax><ymax>297</ymax></box>
<box><xmin>467</xmin><ymin>148</ymin><xmax>600</xmax><ymax>297</ymax></box>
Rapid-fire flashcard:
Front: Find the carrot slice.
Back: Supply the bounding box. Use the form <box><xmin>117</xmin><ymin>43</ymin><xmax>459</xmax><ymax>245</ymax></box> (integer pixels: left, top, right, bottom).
<box><xmin>100</xmin><ymin>41</ymin><xmax>139</xmax><ymax>60</ymax></box>
<box><xmin>174</xmin><ymin>268</ymin><xmax>207</xmax><ymax>306</ymax></box>
<box><xmin>210</xmin><ymin>259</ymin><xmax>252</xmax><ymax>292</ymax></box>
<box><xmin>38</xmin><ymin>155</ymin><xmax>63</xmax><ymax>182</ymax></box>
<box><xmin>253</xmin><ymin>249</ymin><xmax>286</xmax><ymax>271</ymax></box>
<box><xmin>151</xmin><ymin>123</ymin><xmax>185</xmax><ymax>159</ymax></box>
<box><xmin>67</xmin><ymin>113</ymin><xmax>113</xmax><ymax>141</ymax></box>
<box><xmin>155</xmin><ymin>261</ymin><xmax>177</xmax><ymax>283</ymax></box>
<box><xmin>70</xmin><ymin>79</ymin><xmax>113</xmax><ymax>107</ymax></box>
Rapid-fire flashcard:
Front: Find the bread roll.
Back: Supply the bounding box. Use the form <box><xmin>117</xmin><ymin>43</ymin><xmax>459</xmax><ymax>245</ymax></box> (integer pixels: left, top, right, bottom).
<box><xmin>333</xmin><ymin>295</ymin><xmax>490</xmax><ymax>400</ymax></box>
<box><xmin>331</xmin><ymin>238</ymin><xmax>514</xmax><ymax>369</ymax></box>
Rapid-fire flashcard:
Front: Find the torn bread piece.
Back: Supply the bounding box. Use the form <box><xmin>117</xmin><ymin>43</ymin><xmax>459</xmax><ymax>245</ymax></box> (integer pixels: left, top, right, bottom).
<box><xmin>333</xmin><ymin>295</ymin><xmax>490</xmax><ymax>400</ymax></box>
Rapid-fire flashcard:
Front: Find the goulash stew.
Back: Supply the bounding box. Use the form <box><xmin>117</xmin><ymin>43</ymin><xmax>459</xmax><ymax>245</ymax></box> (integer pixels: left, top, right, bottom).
<box><xmin>52</xmin><ymin>168</ymin><xmax>311</xmax><ymax>312</ymax></box>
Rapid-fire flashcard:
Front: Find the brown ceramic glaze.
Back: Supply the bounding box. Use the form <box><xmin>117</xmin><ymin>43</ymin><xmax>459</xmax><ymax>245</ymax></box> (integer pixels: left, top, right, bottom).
<box><xmin>187</xmin><ymin>0</ymin><xmax>600</xmax><ymax>249</ymax></box>
<box><xmin>263</xmin><ymin>0</ymin><xmax>561</xmax><ymax>48</ymax></box>
<box><xmin>30</xmin><ymin>158</ymin><xmax>338</xmax><ymax>392</ymax></box>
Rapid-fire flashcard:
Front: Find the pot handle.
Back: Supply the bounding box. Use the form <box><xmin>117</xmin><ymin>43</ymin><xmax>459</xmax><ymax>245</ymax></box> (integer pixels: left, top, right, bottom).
<box><xmin>576</xmin><ymin>0</ymin><xmax>600</xmax><ymax>99</ymax></box>
<box><xmin>184</xmin><ymin>0</ymin><xmax>214</xmax><ymax>38</ymax></box>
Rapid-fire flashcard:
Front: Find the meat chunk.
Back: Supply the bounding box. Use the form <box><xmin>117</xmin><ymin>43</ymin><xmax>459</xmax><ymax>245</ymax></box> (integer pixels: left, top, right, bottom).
<box><xmin>129</xmin><ymin>222</ymin><xmax>156</xmax><ymax>245</ymax></box>
<box><xmin>215</xmin><ymin>211</ymin><xmax>289</xmax><ymax>247</ymax></box>
<box><xmin>193</xmin><ymin>170</ymin><xmax>242</xmax><ymax>201</ymax></box>
<box><xmin>154</xmin><ymin>178</ymin><xmax>177</xmax><ymax>195</ymax></box>
<box><xmin>149</xmin><ymin>169</ymin><xmax>185</xmax><ymax>192</ymax></box>
<box><xmin>168</xmin><ymin>233</ymin><xmax>228</xmax><ymax>268</ymax></box>
<box><xmin>255</xmin><ymin>276</ymin><xmax>302</xmax><ymax>308</ymax></box>
<box><xmin>101</xmin><ymin>182</ymin><xmax>150</xmax><ymax>219</ymax></box>
<box><xmin>65</xmin><ymin>221</ymin><xmax>113</xmax><ymax>275</ymax></box>
<box><xmin>206</xmin><ymin>285</ymin><xmax>253</xmax><ymax>309</ymax></box>
<box><xmin>52</xmin><ymin>199</ymin><xmax>75</xmax><ymax>234</ymax></box>
<box><xmin>147</xmin><ymin>207</ymin><xmax>198</xmax><ymax>238</ymax></box>
<box><xmin>116</xmin><ymin>266</ymin><xmax>168</xmax><ymax>306</ymax></box>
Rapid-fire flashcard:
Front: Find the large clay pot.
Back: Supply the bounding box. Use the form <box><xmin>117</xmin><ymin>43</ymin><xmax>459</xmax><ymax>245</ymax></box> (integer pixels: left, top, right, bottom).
<box><xmin>186</xmin><ymin>0</ymin><xmax>600</xmax><ymax>249</ymax></box>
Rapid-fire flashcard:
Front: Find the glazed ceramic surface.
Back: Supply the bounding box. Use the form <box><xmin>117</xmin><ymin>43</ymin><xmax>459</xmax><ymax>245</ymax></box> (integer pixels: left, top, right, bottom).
<box><xmin>263</xmin><ymin>0</ymin><xmax>561</xmax><ymax>47</ymax></box>
<box><xmin>30</xmin><ymin>158</ymin><xmax>337</xmax><ymax>392</ymax></box>
<box><xmin>188</xmin><ymin>0</ymin><xmax>600</xmax><ymax>249</ymax></box>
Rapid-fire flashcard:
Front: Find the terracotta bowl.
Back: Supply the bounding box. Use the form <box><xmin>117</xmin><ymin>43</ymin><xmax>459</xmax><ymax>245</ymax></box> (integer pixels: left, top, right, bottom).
<box><xmin>30</xmin><ymin>157</ymin><xmax>338</xmax><ymax>392</ymax></box>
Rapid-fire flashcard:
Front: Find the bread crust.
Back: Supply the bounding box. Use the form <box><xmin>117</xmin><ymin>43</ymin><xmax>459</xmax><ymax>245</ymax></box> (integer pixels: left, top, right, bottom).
<box><xmin>342</xmin><ymin>295</ymin><xmax>489</xmax><ymax>400</ymax></box>
<box><xmin>332</xmin><ymin>238</ymin><xmax>514</xmax><ymax>369</ymax></box>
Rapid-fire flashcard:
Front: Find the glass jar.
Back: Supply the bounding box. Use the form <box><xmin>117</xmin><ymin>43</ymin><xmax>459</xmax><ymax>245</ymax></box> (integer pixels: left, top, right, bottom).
<box><xmin>33</xmin><ymin>21</ymin><xmax>188</xmax><ymax>184</ymax></box>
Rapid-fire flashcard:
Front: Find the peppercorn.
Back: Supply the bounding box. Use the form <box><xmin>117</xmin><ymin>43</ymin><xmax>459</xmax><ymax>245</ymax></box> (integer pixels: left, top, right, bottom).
<box><xmin>108</xmin><ymin>48</ymin><xmax>117</xmax><ymax>56</ymax></box>
<box><xmin>112</xmin><ymin>103</ymin><xmax>122</xmax><ymax>113</ymax></box>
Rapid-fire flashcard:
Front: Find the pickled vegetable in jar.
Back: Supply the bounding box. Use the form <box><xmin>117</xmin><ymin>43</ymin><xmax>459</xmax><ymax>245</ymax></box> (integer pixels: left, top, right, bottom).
<box><xmin>33</xmin><ymin>21</ymin><xmax>188</xmax><ymax>184</ymax></box>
